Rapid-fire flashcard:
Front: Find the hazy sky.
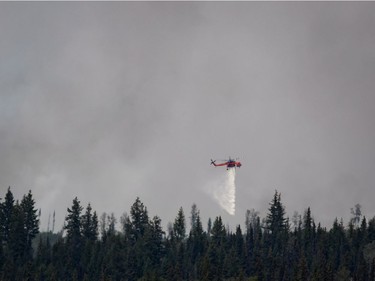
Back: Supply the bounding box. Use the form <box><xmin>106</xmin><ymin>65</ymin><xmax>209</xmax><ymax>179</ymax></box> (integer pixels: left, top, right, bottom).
<box><xmin>1</xmin><ymin>2</ymin><xmax>375</xmax><ymax>232</ymax></box>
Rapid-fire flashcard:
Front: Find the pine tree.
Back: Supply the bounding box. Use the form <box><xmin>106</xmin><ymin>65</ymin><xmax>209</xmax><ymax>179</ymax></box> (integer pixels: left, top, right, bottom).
<box><xmin>64</xmin><ymin>197</ymin><xmax>83</xmax><ymax>278</ymax></box>
<box><xmin>190</xmin><ymin>206</ymin><xmax>207</xmax><ymax>263</ymax></box>
<box><xmin>265</xmin><ymin>190</ymin><xmax>288</xmax><ymax>256</ymax></box>
<box><xmin>266</xmin><ymin>190</ymin><xmax>287</xmax><ymax>236</ymax></box>
<box><xmin>173</xmin><ymin>207</ymin><xmax>186</xmax><ymax>241</ymax></box>
<box><xmin>92</xmin><ymin>211</ymin><xmax>99</xmax><ymax>240</ymax></box>
<box><xmin>234</xmin><ymin>225</ymin><xmax>245</xmax><ymax>276</ymax></box>
<box><xmin>187</xmin><ymin>204</ymin><xmax>206</xmax><ymax>274</ymax></box>
<box><xmin>81</xmin><ymin>203</ymin><xmax>98</xmax><ymax>241</ymax></box>
<box><xmin>211</xmin><ymin>216</ymin><xmax>226</xmax><ymax>247</ymax></box>
<box><xmin>206</xmin><ymin>216</ymin><xmax>226</xmax><ymax>280</ymax></box>
<box><xmin>142</xmin><ymin>214</ymin><xmax>164</xmax><ymax>277</ymax></box>
<box><xmin>190</xmin><ymin>203</ymin><xmax>199</xmax><ymax>231</ymax></box>
<box><xmin>1</xmin><ymin>187</ymin><xmax>14</xmax><ymax>245</ymax></box>
<box><xmin>303</xmin><ymin>207</ymin><xmax>314</xmax><ymax>270</ymax></box>
<box><xmin>20</xmin><ymin>190</ymin><xmax>39</xmax><ymax>260</ymax></box>
<box><xmin>65</xmin><ymin>197</ymin><xmax>83</xmax><ymax>242</ymax></box>
<box><xmin>130</xmin><ymin>197</ymin><xmax>149</xmax><ymax>240</ymax></box>
<box><xmin>126</xmin><ymin>197</ymin><xmax>152</xmax><ymax>279</ymax></box>
<box><xmin>8</xmin><ymin>202</ymin><xmax>27</xmax><ymax>264</ymax></box>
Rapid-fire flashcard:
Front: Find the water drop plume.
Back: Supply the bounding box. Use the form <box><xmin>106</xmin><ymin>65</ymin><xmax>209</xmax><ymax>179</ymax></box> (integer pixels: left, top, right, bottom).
<box><xmin>208</xmin><ymin>168</ymin><xmax>236</xmax><ymax>215</ymax></box>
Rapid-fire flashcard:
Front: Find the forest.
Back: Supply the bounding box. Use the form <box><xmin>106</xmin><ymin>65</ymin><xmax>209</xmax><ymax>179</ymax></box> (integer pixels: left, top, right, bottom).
<box><xmin>1</xmin><ymin>187</ymin><xmax>375</xmax><ymax>281</ymax></box>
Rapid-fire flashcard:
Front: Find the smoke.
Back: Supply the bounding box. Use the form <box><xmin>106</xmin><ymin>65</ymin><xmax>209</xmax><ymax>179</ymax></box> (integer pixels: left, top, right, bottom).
<box><xmin>207</xmin><ymin>168</ymin><xmax>236</xmax><ymax>215</ymax></box>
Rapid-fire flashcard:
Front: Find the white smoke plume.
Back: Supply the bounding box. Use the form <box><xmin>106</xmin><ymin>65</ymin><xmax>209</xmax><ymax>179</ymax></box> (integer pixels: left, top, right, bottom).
<box><xmin>207</xmin><ymin>168</ymin><xmax>236</xmax><ymax>215</ymax></box>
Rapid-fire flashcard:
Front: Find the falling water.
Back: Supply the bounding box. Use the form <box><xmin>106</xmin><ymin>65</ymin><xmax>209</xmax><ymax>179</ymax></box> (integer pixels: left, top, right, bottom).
<box><xmin>209</xmin><ymin>168</ymin><xmax>236</xmax><ymax>215</ymax></box>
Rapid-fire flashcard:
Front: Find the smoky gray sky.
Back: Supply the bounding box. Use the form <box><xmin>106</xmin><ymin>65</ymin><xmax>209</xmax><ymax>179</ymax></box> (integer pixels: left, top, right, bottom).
<box><xmin>1</xmin><ymin>2</ymin><xmax>375</xmax><ymax>232</ymax></box>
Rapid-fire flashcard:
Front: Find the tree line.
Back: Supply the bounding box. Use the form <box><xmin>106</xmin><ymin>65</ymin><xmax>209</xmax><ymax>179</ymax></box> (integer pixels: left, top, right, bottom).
<box><xmin>1</xmin><ymin>187</ymin><xmax>375</xmax><ymax>281</ymax></box>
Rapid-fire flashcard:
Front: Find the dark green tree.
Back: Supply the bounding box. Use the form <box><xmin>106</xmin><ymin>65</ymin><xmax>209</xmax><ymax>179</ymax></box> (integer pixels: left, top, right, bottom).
<box><xmin>173</xmin><ymin>207</ymin><xmax>186</xmax><ymax>242</ymax></box>
<box><xmin>130</xmin><ymin>197</ymin><xmax>149</xmax><ymax>240</ymax></box>
<box><xmin>207</xmin><ymin>217</ymin><xmax>212</xmax><ymax>236</ymax></box>
<box><xmin>328</xmin><ymin>218</ymin><xmax>349</xmax><ymax>273</ymax></box>
<box><xmin>265</xmin><ymin>190</ymin><xmax>288</xmax><ymax>259</ymax></box>
<box><xmin>224</xmin><ymin>225</ymin><xmax>245</xmax><ymax>278</ymax></box>
<box><xmin>8</xmin><ymin>202</ymin><xmax>27</xmax><ymax>264</ymax></box>
<box><xmin>125</xmin><ymin>197</ymin><xmax>152</xmax><ymax>279</ymax></box>
<box><xmin>1</xmin><ymin>187</ymin><xmax>14</xmax><ymax>245</ymax></box>
<box><xmin>302</xmin><ymin>207</ymin><xmax>315</xmax><ymax>270</ymax></box>
<box><xmin>65</xmin><ymin>197</ymin><xmax>83</xmax><ymax>242</ymax></box>
<box><xmin>143</xmin><ymin>215</ymin><xmax>164</xmax><ymax>274</ymax></box>
<box><xmin>82</xmin><ymin>203</ymin><xmax>95</xmax><ymax>240</ymax></box>
<box><xmin>20</xmin><ymin>190</ymin><xmax>39</xmax><ymax>259</ymax></box>
<box><xmin>190</xmin><ymin>203</ymin><xmax>199</xmax><ymax>231</ymax></box>
<box><xmin>266</xmin><ymin>190</ymin><xmax>287</xmax><ymax>236</ymax></box>
<box><xmin>262</xmin><ymin>191</ymin><xmax>289</xmax><ymax>280</ymax></box>
<box><xmin>64</xmin><ymin>197</ymin><xmax>83</xmax><ymax>279</ymax></box>
<box><xmin>206</xmin><ymin>216</ymin><xmax>226</xmax><ymax>280</ymax></box>
<box><xmin>188</xmin><ymin>204</ymin><xmax>205</xmax><ymax>265</ymax></box>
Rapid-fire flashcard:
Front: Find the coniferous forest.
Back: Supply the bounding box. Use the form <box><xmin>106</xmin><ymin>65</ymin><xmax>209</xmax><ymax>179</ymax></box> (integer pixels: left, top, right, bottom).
<box><xmin>1</xmin><ymin>188</ymin><xmax>375</xmax><ymax>281</ymax></box>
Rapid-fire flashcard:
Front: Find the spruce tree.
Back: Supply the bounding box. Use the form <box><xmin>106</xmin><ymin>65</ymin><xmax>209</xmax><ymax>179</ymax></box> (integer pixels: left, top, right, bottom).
<box><xmin>303</xmin><ymin>207</ymin><xmax>314</xmax><ymax>270</ymax></box>
<box><xmin>64</xmin><ymin>197</ymin><xmax>83</xmax><ymax>278</ymax></box>
<box><xmin>1</xmin><ymin>187</ymin><xmax>14</xmax><ymax>245</ymax></box>
<box><xmin>149</xmin><ymin>215</ymin><xmax>164</xmax><ymax>266</ymax></box>
<box><xmin>20</xmin><ymin>190</ymin><xmax>39</xmax><ymax>259</ymax></box>
<box><xmin>265</xmin><ymin>190</ymin><xmax>288</xmax><ymax>255</ymax></box>
<box><xmin>81</xmin><ymin>203</ymin><xmax>98</xmax><ymax>241</ymax></box>
<box><xmin>130</xmin><ymin>197</ymin><xmax>149</xmax><ymax>240</ymax></box>
<box><xmin>187</xmin><ymin>205</ymin><xmax>206</xmax><ymax>272</ymax></box>
<box><xmin>8</xmin><ymin>202</ymin><xmax>27</xmax><ymax>264</ymax></box>
<box><xmin>234</xmin><ymin>225</ymin><xmax>245</xmax><ymax>276</ymax></box>
<box><xmin>206</xmin><ymin>216</ymin><xmax>226</xmax><ymax>280</ymax></box>
<box><xmin>64</xmin><ymin>197</ymin><xmax>83</xmax><ymax>242</ymax></box>
<box><xmin>266</xmin><ymin>190</ymin><xmax>287</xmax><ymax>236</ymax></box>
<box><xmin>173</xmin><ymin>207</ymin><xmax>186</xmax><ymax>241</ymax></box>
<box><xmin>190</xmin><ymin>203</ymin><xmax>199</xmax><ymax>231</ymax></box>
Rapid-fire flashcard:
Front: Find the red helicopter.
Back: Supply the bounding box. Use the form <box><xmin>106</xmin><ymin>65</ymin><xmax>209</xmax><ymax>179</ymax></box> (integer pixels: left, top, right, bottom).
<box><xmin>211</xmin><ymin>157</ymin><xmax>242</xmax><ymax>170</ymax></box>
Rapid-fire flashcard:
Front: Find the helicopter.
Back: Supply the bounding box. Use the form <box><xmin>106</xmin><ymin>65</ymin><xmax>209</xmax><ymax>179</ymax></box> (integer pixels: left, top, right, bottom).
<box><xmin>210</xmin><ymin>157</ymin><xmax>242</xmax><ymax>170</ymax></box>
